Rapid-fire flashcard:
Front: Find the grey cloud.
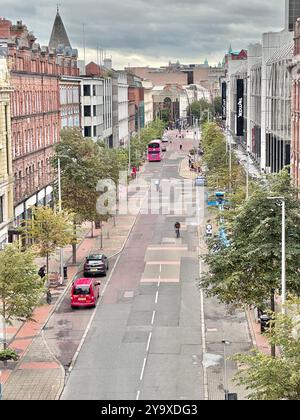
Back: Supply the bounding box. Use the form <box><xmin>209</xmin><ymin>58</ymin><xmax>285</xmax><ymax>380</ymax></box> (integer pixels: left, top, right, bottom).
<box><xmin>2</xmin><ymin>0</ymin><xmax>285</xmax><ymax>64</ymax></box>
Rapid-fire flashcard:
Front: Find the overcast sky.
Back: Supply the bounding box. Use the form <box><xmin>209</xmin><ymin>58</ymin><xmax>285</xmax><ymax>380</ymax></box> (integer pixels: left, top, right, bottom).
<box><xmin>1</xmin><ymin>0</ymin><xmax>285</xmax><ymax>68</ymax></box>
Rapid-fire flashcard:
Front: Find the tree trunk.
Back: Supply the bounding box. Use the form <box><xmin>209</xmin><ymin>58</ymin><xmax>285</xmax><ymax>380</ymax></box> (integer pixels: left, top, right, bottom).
<box><xmin>2</xmin><ymin>302</ymin><xmax>6</xmax><ymax>350</ymax></box>
<box><xmin>72</xmin><ymin>220</ymin><xmax>77</xmax><ymax>264</ymax></box>
<box><xmin>46</xmin><ymin>252</ymin><xmax>49</xmax><ymax>288</ymax></box>
<box><xmin>100</xmin><ymin>221</ymin><xmax>103</xmax><ymax>249</ymax></box>
<box><xmin>91</xmin><ymin>221</ymin><xmax>94</xmax><ymax>238</ymax></box>
<box><xmin>271</xmin><ymin>289</ymin><xmax>276</xmax><ymax>358</ymax></box>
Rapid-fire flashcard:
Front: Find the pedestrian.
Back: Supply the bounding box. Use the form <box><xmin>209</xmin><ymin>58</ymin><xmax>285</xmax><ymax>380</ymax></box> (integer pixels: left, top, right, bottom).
<box><xmin>154</xmin><ymin>179</ymin><xmax>160</xmax><ymax>192</ymax></box>
<box><xmin>38</xmin><ymin>265</ymin><xmax>46</xmax><ymax>279</ymax></box>
<box><xmin>174</xmin><ymin>221</ymin><xmax>181</xmax><ymax>238</ymax></box>
<box><xmin>46</xmin><ymin>289</ymin><xmax>52</xmax><ymax>305</ymax></box>
<box><xmin>180</xmin><ymin>144</ymin><xmax>183</xmax><ymax>151</ymax></box>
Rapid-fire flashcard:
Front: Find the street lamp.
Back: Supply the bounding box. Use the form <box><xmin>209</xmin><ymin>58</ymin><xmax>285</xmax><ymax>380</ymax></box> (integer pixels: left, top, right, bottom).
<box><xmin>57</xmin><ymin>157</ymin><xmax>64</xmax><ymax>285</ymax></box>
<box><xmin>222</xmin><ymin>339</ymin><xmax>230</xmax><ymax>400</ymax></box>
<box><xmin>246</xmin><ymin>145</ymin><xmax>250</xmax><ymax>200</ymax></box>
<box><xmin>267</xmin><ymin>197</ymin><xmax>286</xmax><ymax>314</ymax></box>
<box><xmin>226</xmin><ymin>127</ymin><xmax>232</xmax><ymax>193</ymax></box>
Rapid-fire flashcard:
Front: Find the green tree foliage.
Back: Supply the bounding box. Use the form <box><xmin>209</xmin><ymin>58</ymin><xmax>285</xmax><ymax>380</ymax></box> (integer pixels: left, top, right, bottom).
<box><xmin>233</xmin><ymin>300</ymin><xmax>300</xmax><ymax>400</ymax></box>
<box><xmin>188</xmin><ymin>99</ymin><xmax>212</xmax><ymax>121</ymax></box>
<box><xmin>201</xmin><ymin>122</ymin><xmax>245</xmax><ymax>192</ymax></box>
<box><xmin>201</xmin><ymin>170</ymin><xmax>300</xmax><ymax>309</ymax></box>
<box><xmin>53</xmin><ymin>128</ymin><xmax>105</xmax><ymax>224</ymax></box>
<box><xmin>19</xmin><ymin>206</ymin><xmax>73</xmax><ymax>275</ymax></box>
<box><xmin>160</xmin><ymin>108</ymin><xmax>171</xmax><ymax>124</ymax></box>
<box><xmin>213</xmin><ymin>96</ymin><xmax>222</xmax><ymax>117</ymax></box>
<box><xmin>0</xmin><ymin>245</ymin><xmax>44</xmax><ymax>348</ymax></box>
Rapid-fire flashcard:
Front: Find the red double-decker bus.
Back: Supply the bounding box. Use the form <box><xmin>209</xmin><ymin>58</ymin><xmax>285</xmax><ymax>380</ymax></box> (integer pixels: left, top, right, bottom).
<box><xmin>147</xmin><ymin>140</ymin><xmax>161</xmax><ymax>162</ymax></box>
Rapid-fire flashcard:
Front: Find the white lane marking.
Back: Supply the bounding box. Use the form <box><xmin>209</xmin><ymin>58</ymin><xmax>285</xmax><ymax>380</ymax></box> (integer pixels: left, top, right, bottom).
<box><xmin>200</xmin><ymin>286</ymin><xmax>209</xmax><ymax>401</ymax></box>
<box><xmin>155</xmin><ymin>291</ymin><xmax>159</xmax><ymax>304</ymax></box>
<box><xmin>159</xmin><ymin>264</ymin><xmax>162</xmax><ymax>273</ymax></box>
<box><xmin>140</xmin><ymin>358</ymin><xmax>147</xmax><ymax>381</ymax></box>
<box><xmin>146</xmin><ymin>332</ymin><xmax>152</xmax><ymax>353</ymax></box>
<box><xmin>151</xmin><ymin>310</ymin><xmax>156</xmax><ymax>325</ymax></box>
<box><xmin>136</xmin><ymin>390</ymin><xmax>140</xmax><ymax>400</ymax></box>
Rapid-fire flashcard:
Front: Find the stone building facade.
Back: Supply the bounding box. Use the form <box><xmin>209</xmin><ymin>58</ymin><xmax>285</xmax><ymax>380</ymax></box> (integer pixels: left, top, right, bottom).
<box><xmin>290</xmin><ymin>17</ymin><xmax>300</xmax><ymax>190</ymax></box>
<box><xmin>0</xmin><ymin>57</ymin><xmax>13</xmax><ymax>245</ymax></box>
<box><xmin>0</xmin><ymin>15</ymin><xmax>79</xmax><ymax>226</ymax></box>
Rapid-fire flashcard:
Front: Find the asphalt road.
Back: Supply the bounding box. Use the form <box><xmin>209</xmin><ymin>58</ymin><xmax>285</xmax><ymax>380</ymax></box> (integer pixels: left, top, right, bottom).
<box><xmin>60</xmin><ymin>133</ymin><xmax>251</xmax><ymax>400</ymax></box>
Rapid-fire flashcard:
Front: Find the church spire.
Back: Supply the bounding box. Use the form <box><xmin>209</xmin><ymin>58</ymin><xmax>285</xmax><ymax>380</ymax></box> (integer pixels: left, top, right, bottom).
<box><xmin>49</xmin><ymin>7</ymin><xmax>71</xmax><ymax>50</ymax></box>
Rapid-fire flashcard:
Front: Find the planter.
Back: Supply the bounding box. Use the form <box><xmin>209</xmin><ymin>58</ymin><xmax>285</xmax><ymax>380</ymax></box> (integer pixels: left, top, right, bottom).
<box><xmin>0</xmin><ymin>348</ymin><xmax>19</xmax><ymax>362</ymax></box>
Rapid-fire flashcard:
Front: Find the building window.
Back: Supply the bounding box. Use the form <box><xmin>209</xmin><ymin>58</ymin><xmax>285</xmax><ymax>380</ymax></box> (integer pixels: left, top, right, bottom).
<box><xmin>84</xmin><ymin>105</ymin><xmax>91</xmax><ymax>117</ymax></box>
<box><xmin>93</xmin><ymin>105</ymin><xmax>97</xmax><ymax>116</ymax></box>
<box><xmin>93</xmin><ymin>85</ymin><xmax>96</xmax><ymax>96</ymax></box>
<box><xmin>83</xmin><ymin>85</ymin><xmax>91</xmax><ymax>96</ymax></box>
<box><xmin>93</xmin><ymin>126</ymin><xmax>97</xmax><ymax>137</ymax></box>
<box><xmin>0</xmin><ymin>195</ymin><xmax>4</xmax><ymax>224</ymax></box>
<box><xmin>84</xmin><ymin>126</ymin><xmax>91</xmax><ymax>137</ymax></box>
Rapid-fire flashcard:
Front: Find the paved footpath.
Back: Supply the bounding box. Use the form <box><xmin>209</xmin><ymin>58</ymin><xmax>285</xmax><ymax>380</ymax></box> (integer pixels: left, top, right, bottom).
<box><xmin>0</xmin><ymin>167</ymin><xmax>144</xmax><ymax>400</ymax></box>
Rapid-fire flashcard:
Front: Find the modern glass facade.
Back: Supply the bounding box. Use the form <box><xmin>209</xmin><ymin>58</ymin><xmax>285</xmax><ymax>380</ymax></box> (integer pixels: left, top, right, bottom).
<box><xmin>287</xmin><ymin>0</ymin><xmax>300</xmax><ymax>31</ymax></box>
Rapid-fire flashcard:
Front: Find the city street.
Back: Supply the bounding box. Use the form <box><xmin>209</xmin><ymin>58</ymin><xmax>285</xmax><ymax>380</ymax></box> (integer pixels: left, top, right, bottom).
<box><xmin>60</xmin><ymin>133</ymin><xmax>251</xmax><ymax>400</ymax></box>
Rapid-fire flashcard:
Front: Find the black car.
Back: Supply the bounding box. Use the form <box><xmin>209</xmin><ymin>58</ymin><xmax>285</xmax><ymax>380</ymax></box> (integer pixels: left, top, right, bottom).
<box><xmin>83</xmin><ymin>254</ymin><xmax>109</xmax><ymax>277</ymax></box>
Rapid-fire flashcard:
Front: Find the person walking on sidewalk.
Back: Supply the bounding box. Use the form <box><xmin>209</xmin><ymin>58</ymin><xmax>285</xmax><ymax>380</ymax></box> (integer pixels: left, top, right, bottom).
<box><xmin>38</xmin><ymin>265</ymin><xmax>46</xmax><ymax>279</ymax></box>
<box><xmin>174</xmin><ymin>222</ymin><xmax>181</xmax><ymax>238</ymax></box>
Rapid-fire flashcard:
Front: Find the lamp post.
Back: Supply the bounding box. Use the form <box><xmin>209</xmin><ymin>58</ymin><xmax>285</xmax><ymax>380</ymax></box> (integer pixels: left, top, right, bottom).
<box><xmin>267</xmin><ymin>197</ymin><xmax>286</xmax><ymax>314</ymax></box>
<box><xmin>57</xmin><ymin>157</ymin><xmax>64</xmax><ymax>285</ymax></box>
<box><xmin>222</xmin><ymin>339</ymin><xmax>230</xmax><ymax>400</ymax></box>
<box><xmin>226</xmin><ymin>126</ymin><xmax>232</xmax><ymax>193</ymax></box>
<box><xmin>246</xmin><ymin>145</ymin><xmax>250</xmax><ymax>200</ymax></box>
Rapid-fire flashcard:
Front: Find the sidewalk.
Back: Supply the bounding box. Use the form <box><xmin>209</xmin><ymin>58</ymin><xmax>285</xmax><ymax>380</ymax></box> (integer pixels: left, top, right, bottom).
<box><xmin>0</xmin><ymin>170</ymin><xmax>145</xmax><ymax>400</ymax></box>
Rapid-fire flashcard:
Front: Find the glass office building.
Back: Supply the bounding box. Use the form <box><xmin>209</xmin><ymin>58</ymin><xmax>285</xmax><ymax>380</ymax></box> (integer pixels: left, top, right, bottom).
<box><xmin>286</xmin><ymin>0</ymin><xmax>300</xmax><ymax>31</ymax></box>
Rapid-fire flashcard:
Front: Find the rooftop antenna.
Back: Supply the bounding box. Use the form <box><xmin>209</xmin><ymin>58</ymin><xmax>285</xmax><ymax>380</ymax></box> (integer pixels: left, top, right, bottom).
<box><xmin>82</xmin><ymin>23</ymin><xmax>86</xmax><ymax>66</ymax></box>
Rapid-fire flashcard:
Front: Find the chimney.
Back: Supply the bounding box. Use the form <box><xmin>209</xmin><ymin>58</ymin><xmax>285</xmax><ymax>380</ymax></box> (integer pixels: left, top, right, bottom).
<box><xmin>104</xmin><ymin>58</ymin><xmax>112</xmax><ymax>70</ymax></box>
<box><xmin>0</xmin><ymin>18</ymin><xmax>11</xmax><ymax>39</ymax></box>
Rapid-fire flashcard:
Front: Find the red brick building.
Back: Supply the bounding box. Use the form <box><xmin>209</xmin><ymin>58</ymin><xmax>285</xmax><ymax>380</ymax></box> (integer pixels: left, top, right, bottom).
<box><xmin>290</xmin><ymin>18</ymin><xmax>300</xmax><ymax>191</ymax></box>
<box><xmin>0</xmin><ymin>15</ymin><xmax>79</xmax><ymax>224</ymax></box>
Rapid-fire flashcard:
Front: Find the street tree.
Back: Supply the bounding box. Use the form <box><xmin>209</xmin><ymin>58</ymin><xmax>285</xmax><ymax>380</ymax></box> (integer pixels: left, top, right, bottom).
<box><xmin>19</xmin><ymin>205</ymin><xmax>73</xmax><ymax>276</ymax></box>
<box><xmin>187</xmin><ymin>99</ymin><xmax>213</xmax><ymax>123</ymax></box>
<box><xmin>212</xmin><ymin>96</ymin><xmax>222</xmax><ymax>117</ymax></box>
<box><xmin>201</xmin><ymin>122</ymin><xmax>246</xmax><ymax>192</ymax></box>
<box><xmin>200</xmin><ymin>170</ymin><xmax>300</xmax><ymax>310</ymax></box>
<box><xmin>53</xmin><ymin>128</ymin><xmax>108</xmax><ymax>246</ymax></box>
<box><xmin>0</xmin><ymin>245</ymin><xmax>44</xmax><ymax>349</ymax></box>
<box><xmin>233</xmin><ymin>299</ymin><xmax>300</xmax><ymax>400</ymax></box>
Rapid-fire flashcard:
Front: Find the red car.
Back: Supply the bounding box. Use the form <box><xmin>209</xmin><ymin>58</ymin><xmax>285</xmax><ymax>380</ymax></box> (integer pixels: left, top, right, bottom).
<box><xmin>71</xmin><ymin>278</ymin><xmax>101</xmax><ymax>309</ymax></box>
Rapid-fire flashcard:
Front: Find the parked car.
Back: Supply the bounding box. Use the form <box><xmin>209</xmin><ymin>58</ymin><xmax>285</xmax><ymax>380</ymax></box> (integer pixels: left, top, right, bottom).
<box><xmin>71</xmin><ymin>278</ymin><xmax>101</xmax><ymax>308</ymax></box>
<box><xmin>195</xmin><ymin>176</ymin><xmax>206</xmax><ymax>186</ymax></box>
<box><xmin>162</xmin><ymin>144</ymin><xmax>167</xmax><ymax>152</ymax></box>
<box><xmin>162</xmin><ymin>136</ymin><xmax>169</xmax><ymax>143</ymax></box>
<box><xmin>83</xmin><ymin>253</ymin><xmax>109</xmax><ymax>277</ymax></box>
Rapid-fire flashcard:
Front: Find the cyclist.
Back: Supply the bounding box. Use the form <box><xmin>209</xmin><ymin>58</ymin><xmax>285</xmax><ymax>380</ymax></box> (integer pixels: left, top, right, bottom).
<box><xmin>174</xmin><ymin>221</ymin><xmax>181</xmax><ymax>238</ymax></box>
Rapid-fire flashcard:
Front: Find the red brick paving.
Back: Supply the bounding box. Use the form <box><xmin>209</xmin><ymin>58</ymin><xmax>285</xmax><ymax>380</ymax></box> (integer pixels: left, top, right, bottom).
<box><xmin>19</xmin><ymin>362</ymin><xmax>60</xmax><ymax>370</ymax></box>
